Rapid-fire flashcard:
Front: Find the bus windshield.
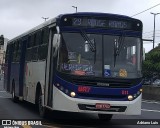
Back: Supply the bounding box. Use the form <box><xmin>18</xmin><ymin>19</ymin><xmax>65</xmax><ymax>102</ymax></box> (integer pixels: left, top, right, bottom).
<box><xmin>58</xmin><ymin>32</ymin><xmax>142</xmax><ymax>78</ymax></box>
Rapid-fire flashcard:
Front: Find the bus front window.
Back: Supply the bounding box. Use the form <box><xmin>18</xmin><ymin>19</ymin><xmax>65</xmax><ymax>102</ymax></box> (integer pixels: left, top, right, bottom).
<box><xmin>103</xmin><ymin>35</ymin><xmax>142</xmax><ymax>78</ymax></box>
<box><xmin>58</xmin><ymin>33</ymin><xmax>102</xmax><ymax>76</ymax></box>
<box><xmin>58</xmin><ymin>32</ymin><xmax>142</xmax><ymax>78</ymax></box>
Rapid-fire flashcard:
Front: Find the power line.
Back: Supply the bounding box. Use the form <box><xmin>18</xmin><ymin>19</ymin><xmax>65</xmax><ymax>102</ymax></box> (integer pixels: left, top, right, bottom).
<box><xmin>131</xmin><ymin>3</ymin><xmax>160</xmax><ymax>17</ymax></box>
<box><xmin>143</xmin><ymin>30</ymin><xmax>160</xmax><ymax>34</ymax></box>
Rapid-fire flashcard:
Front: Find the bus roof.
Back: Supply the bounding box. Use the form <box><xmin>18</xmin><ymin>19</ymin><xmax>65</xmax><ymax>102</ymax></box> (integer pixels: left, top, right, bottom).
<box><xmin>8</xmin><ymin>12</ymin><xmax>141</xmax><ymax>43</ymax></box>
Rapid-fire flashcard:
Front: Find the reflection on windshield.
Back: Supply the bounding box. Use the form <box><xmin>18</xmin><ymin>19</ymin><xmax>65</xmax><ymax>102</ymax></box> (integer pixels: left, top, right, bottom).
<box><xmin>58</xmin><ymin>32</ymin><xmax>142</xmax><ymax>78</ymax></box>
<box><xmin>59</xmin><ymin>33</ymin><xmax>102</xmax><ymax>76</ymax></box>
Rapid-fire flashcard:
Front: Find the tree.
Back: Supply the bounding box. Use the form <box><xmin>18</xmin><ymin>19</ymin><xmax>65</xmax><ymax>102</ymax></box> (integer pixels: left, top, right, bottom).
<box><xmin>142</xmin><ymin>46</ymin><xmax>160</xmax><ymax>78</ymax></box>
<box><xmin>0</xmin><ymin>35</ymin><xmax>4</xmax><ymax>45</ymax></box>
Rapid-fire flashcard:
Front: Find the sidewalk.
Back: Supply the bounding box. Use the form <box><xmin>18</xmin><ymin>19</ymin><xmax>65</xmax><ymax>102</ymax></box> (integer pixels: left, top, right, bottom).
<box><xmin>0</xmin><ymin>80</ymin><xmax>4</xmax><ymax>91</ymax></box>
<box><xmin>0</xmin><ymin>80</ymin><xmax>12</xmax><ymax>98</ymax></box>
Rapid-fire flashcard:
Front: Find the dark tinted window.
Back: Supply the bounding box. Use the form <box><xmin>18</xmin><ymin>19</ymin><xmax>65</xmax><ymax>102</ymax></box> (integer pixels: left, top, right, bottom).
<box><xmin>38</xmin><ymin>44</ymin><xmax>48</xmax><ymax>60</ymax></box>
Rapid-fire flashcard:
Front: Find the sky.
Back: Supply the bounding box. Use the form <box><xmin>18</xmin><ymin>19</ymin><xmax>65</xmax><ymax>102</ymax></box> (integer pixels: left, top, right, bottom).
<box><xmin>1</xmin><ymin>0</ymin><xmax>160</xmax><ymax>52</ymax></box>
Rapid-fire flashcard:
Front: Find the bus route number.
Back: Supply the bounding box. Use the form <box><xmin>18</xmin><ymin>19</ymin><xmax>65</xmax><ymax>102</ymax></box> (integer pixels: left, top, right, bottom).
<box><xmin>73</xmin><ymin>18</ymin><xmax>82</xmax><ymax>26</ymax></box>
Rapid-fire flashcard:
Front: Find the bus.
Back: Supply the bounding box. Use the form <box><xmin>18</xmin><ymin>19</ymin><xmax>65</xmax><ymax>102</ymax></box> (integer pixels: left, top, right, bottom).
<box><xmin>4</xmin><ymin>12</ymin><xmax>143</xmax><ymax>120</ymax></box>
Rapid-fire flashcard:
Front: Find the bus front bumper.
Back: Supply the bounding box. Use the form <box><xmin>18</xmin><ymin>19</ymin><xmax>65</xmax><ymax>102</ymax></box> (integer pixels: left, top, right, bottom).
<box><xmin>52</xmin><ymin>86</ymin><xmax>142</xmax><ymax>115</ymax></box>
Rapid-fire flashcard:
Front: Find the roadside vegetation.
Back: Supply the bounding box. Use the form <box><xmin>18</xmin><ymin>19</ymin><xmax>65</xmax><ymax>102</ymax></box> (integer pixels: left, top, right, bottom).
<box><xmin>143</xmin><ymin>44</ymin><xmax>160</xmax><ymax>81</ymax></box>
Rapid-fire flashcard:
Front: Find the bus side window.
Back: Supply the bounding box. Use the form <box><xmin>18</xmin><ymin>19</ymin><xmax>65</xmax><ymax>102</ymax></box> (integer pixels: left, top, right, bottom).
<box><xmin>32</xmin><ymin>47</ymin><xmax>38</xmax><ymax>61</ymax></box>
<box><xmin>43</xmin><ymin>27</ymin><xmax>49</xmax><ymax>44</ymax></box>
<box><xmin>27</xmin><ymin>36</ymin><xmax>31</xmax><ymax>48</ymax></box>
<box><xmin>26</xmin><ymin>48</ymin><xmax>32</xmax><ymax>62</ymax></box>
<box><xmin>36</xmin><ymin>30</ymin><xmax>42</xmax><ymax>45</ymax></box>
<box><xmin>33</xmin><ymin>33</ymin><xmax>37</xmax><ymax>46</ymax></box>
<box><xmin>40</xmin><ymin>30</ymin><xmax>44</xmax><ymax>45</ymax></box>
<box><xmin>30</xmin><ymin>34</ymin><xmax>35</xmax><ymax>47</ymax></box>
<box><xmin>16</xmin><ymin>40</ymin><xmax>21</xmax><ymax>62</ymax></box>
<box><xmin>12</xmin><ymin>42</ymin><xmax>17</xmax><ymax>62</ymax></box>
<box><xmin>26</xmin><ymin>36</ymin><xmax>32</xmax><ymax>62</ymax></box>
<box><xmin>38</xmin><ymin>45</ymin><xmax>48</xmax><ymax>60</ymax></box>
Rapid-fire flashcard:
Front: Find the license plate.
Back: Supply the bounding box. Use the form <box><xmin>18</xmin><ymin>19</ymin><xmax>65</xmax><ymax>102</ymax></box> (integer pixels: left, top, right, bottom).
<box><xmin>96</xmin><ymin>103</ymin><xmax>110</xmax><ymax>109</ymax></box>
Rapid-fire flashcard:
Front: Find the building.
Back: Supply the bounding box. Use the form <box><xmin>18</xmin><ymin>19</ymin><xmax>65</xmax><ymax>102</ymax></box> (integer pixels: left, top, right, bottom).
<box><xmin>0</xmin><ymin>38</ymin><xmax>8</xmax><ymax>74</ymax></box>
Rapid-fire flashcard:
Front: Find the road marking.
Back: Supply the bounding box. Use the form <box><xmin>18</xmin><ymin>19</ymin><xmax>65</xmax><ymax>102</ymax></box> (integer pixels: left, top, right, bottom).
<box><xmin>142</xmin><ymin>100</ymin><xmax>160</xmax><ymax>104</ymax></box>
<box><xmin>0</xmin><ymin>96</ymin><xmax>11</xmax><ymax>98</ymax></box>
<box><xmin>0</xmin><ymin>91</ymin><xmax>6</xmax><ymax>92</ymax></box>
<box><xmin>141</xmin><ymin>109</ymin><xmax>160</xmax><ymax>113</ymax></box>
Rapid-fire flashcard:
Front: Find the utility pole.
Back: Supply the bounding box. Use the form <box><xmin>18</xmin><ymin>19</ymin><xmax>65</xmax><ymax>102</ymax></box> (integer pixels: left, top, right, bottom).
<box><xmin>42</xmin><ymin>17</ymin><xmax>49</xmax><ymax>21</ymax></box>
<box><xmin>150</xmin><ymin>12</ymin><xmax>160</xmax><ymax>49</ymax></box>
<box><xmin>72</xmin><ymin>6</ymin><xmax>77</xmax><ymax>13</ymax></box>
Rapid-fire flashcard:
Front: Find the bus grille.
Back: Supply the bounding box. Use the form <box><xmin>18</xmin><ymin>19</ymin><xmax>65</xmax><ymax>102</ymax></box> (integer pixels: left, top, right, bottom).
<box><xmin>72</xmin><ymin>79</ymin><xmax>133</xmax><ymax>88</ymax></box>
<box><xmin>78</xmin><ymin>93</ymin><xmax>126</xmax><ymax>99</ymax></box>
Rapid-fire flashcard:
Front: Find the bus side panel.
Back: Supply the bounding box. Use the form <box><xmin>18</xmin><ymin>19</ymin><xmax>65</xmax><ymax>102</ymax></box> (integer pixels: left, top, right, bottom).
<box><xmin>24</xmin><ymin>61</ymin><xmax>46</xmax><ymax>103</ymax></box>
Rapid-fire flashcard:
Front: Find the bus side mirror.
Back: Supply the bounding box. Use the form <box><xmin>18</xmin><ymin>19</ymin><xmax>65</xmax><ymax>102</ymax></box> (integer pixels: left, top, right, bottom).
<box><xmin>0</xmin><ymin>35</ymin><xmax>4</xmax><ymax>45</ymax></box>
<box><xmin>53</xmin><ymin>34</ymin><xmax>60</xmax><ymax>48</ymax></box>
<box><xmin>53</xmin><ymin>34</ymin><xmax>61</xmax><ymax>57</ymax></box>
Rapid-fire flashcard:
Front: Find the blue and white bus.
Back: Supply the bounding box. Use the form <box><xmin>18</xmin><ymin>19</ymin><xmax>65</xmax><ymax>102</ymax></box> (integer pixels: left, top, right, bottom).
<box><xmin>4</xmin><ymin>12</ymin><xmax>143</xmax><ymax>120</ymax></box>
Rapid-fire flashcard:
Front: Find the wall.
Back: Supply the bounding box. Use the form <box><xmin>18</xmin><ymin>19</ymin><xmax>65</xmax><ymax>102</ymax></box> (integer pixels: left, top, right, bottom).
<box><xmin>142</xmin><ymin>86</ymin><xmax>160</xmax><ymax>101</ymax></box>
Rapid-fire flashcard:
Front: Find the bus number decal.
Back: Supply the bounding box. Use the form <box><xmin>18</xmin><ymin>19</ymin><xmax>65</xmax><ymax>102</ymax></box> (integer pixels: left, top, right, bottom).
<box><xmin>78</xmin><ymin>86</ymin><xmax>91</xmax><ymax>93</ymax></box>
<box><xmin>122</xmin><ymin>90</ymin><xmax>129</xmax><ymax>95</ymax></box>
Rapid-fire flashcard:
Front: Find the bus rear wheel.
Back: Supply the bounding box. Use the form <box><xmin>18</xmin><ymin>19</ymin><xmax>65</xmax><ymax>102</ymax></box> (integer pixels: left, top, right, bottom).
<box><xmin>98</xmin><ymin>114</ymin><xmax>113</xmax><ymax>121</ymax></box>
<box><xmin>38</xmin><ymin>90</ymin><xmax>47</xmax><ymax>118</ymax></box>
<box><xmin>12</xmin><ymin>82</ymin><xmax>18</xmax><ymax>103</ymax></box>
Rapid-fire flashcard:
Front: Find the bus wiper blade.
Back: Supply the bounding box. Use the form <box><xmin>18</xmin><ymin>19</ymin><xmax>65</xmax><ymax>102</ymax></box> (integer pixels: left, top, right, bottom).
<box><xmin>114</xmin><ymin>34</ymin><xmax>125</xmax><ymax>67</ymax></box>
<box><xmin>116</xmin><ymin>34</ymin><xmax>125</xmax><ymax>56</ymax></box>
<box><xmin>80</xmin><ymin>30</ymin><xmax>97</xmax><ymax>63</ymax></box>
<box><xmin>80</xmin><ymin>30</ymin><xmax>96</xmax><ymax>52</ymax></box>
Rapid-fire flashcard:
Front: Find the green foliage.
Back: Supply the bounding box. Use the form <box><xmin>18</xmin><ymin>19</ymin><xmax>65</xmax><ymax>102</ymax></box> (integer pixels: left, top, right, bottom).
<box><xmin>142</xmin><ymin>47</ymin><xmax>160</xmax><ymax>78</ymax></box>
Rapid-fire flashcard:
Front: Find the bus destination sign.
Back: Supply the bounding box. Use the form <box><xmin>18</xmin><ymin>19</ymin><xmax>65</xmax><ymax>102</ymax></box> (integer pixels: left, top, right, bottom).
<box><xmin>63</xmin><ymin>17</ymin><xmax>132</xmax><ymax>29</ymax></box>
<box><xmin>71</xmin><ymin>17</ymin><xmax>132</xmax><ymax>29</ymax></box>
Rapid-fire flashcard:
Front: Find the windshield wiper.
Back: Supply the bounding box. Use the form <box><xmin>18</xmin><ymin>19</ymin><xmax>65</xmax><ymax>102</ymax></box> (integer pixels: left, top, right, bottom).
<box><xmin>80</xmin><ymin>30</ymin><xmax>96</xmax><ymax>52</ymax></box>
<box><xmin>114</xmin><ymin>33</ymin><xmax>125</xmax><ymax>67</ymax></box>
<box><xmin>80</xmin><ymin>30</ymin><xmax>97</xmax><ymax>63</ymax></box>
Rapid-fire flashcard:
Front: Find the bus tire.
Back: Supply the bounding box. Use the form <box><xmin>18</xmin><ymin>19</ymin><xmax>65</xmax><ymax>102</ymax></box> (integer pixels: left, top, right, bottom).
<box><xmin>12</xmin><ymin>81</ymin><xmax>18</xmax><ymax>103</ymax></box>
<box><xmin>38</xmin><ymin>89</ymin><xmax>47</xmax><ymax>118</ymax></box>
<box><xmin>98</xmin><ymin>114</ymin><xmax>113</xmax><ymax>121</ymax></box>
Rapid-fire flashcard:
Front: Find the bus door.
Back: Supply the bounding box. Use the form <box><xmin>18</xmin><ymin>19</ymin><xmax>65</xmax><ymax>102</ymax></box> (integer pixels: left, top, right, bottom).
<box><xmin>45</xmin><ymin>27</ymin><xmax>57</xmax><ymax>108</ymax></box>
<box><xmin>19</xmin><ymin>39</ymin><xmax>27</xmax><ymax>97</ymax></box>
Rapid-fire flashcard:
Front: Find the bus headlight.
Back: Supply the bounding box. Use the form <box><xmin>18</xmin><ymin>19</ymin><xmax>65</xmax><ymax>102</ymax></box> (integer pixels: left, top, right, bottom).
<box><xmin>128</xmin><ymin>95</ymin><xmax>133</xmax><ymax>101</ymax></box>
<box><xmin>70</xmin><ymin>92</ymin><xmax>76</xmax><ymax>97</ymax></box>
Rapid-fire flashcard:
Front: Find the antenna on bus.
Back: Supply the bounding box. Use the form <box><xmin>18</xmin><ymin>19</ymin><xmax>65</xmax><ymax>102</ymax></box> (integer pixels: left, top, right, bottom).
<box><xmin>42</xmin><ymin>17</ymin><xmax>49</xmax><ymax>21</ymax></box>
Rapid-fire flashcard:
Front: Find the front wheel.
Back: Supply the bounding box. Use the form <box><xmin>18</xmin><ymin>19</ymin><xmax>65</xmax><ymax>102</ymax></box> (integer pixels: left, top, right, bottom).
<box><xmin>98</xmin><ymin>114</ymin><xmax>113</xmax><ymax>121</ymax></box>
<box><xmin>38</xmin><ymin>90</ymin><xmax>47</xmax><ymax>118</ymax></box>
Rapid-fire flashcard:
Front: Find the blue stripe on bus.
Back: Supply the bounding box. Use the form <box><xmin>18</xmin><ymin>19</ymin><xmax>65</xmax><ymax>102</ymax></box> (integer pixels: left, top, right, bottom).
<box><xmin>60</xmin><ymin>27</ymin><xmax>142</xmax><ymax>37</ymax></box>
<box><xmin>54</xmin><ymin>75</ymin><xmax>142</xmax><ymax>101</ymax></box>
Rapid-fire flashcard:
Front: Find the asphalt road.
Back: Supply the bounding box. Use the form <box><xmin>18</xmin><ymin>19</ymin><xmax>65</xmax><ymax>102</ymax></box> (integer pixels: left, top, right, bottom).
<box><xmin>0</xmin><ymin>80</ymin><xmax>160</xmax><ymax>128</ymax></box>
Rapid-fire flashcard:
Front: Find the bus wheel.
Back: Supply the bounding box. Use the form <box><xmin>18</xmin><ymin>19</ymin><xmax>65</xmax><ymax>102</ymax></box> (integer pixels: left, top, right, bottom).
<box><xmin>12</xmin><ymin>82</ymin><xmax>18</xmax><ymax>103</ymax></box>
<box><xmin>98</xmin><ymin>114</ymin><xmax>113</xmax><ymax>121</ymax></box>
<box><xmin>38</xmin><ymin>90</ymin><xmax>47</xmax><ymax>118</ymax></box>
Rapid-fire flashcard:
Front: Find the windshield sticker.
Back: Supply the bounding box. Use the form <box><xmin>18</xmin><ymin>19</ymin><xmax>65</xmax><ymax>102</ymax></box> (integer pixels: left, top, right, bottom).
<box><xmin>73</xmin><ymin>70</ymin><xmax>86</xmax><ymax>75</ymax></box>
<box><xmin>119</xmin><ymin>69</ymin><xmax>127</xmax><ymax>77</ymax></box>
<box><xmin>85</xmin><ymin>71</ymin><xmax>95</xmax><ymax>76</ymax></box>
<box><xmin>104</xmin><ymin>65</ymin><xmax>111</xmax><ymax>77</ymax></box>
<box><xmin>61</xmin><ymin>63</ymin><xmax>93</xmax><ymax>72</ymax></box>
